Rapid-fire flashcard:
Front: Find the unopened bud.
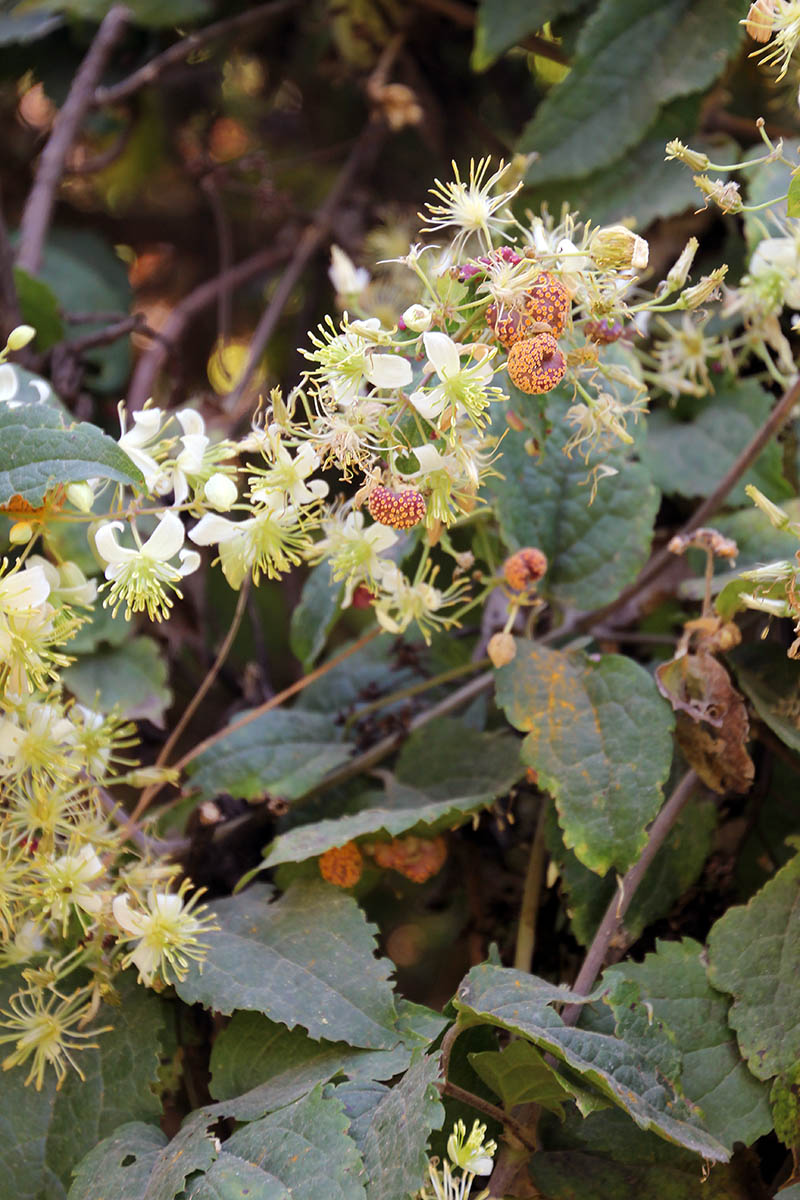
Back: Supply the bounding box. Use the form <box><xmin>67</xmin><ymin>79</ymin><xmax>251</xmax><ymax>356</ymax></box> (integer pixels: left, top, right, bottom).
<box><xmin>8</xmin><ymin>521</ymin><xmax>33</xmax><ymax>544</ymax></box>
<box><xmin>402</xmin><ymin>304</ymin><xmax>432</xmax><ymax>333</ymax></box>
<box><xmin>693</xmin><ymin>175</ymin><xmax>742</xmax><ymax>214</ymax></box>
<box><xmin>6</xmin><ymin>324</ymin><xmax>36</xmax><ymax>352</ymax></box>
<box><xmin>66</xmin><ymin>482</ymin><xmax>94</xmax><ymax>513</ymax></box>
<box><xmin>123</xmin><ymin>765</ymin><xmax>180</xmax><ymax>788</ymax></box>
<box><xmin>678</xmin><ymin>266</ymin><xmax>728</xmax><ymax>309</ymax></box>
<box><xmin>745</xmin><ymin>483</ymin><xmax>793</xmax><ymax>530</ymax></box>
<box><xmin>590</xmin><ymin>225</ymin><xmax>649</xmax><ymax>271</ymax></box>
<box><xmin>665</xmin><ymin>139</ymin><xmax>710</xmax><ymax>172</ymax></box>
<box><xmin>204</xmin><ymin>472</ymin><xmax>238</xmax><ymax>511</ymax></box>
<box><xmin>665</xmin><ymin>237</ymin><xmax>699</xmax><ymax>291</ymax></box>
<box><xmin>488</xmin><ymin>631</ymin><xmax>517</xmax><ymax>668</ymax></box>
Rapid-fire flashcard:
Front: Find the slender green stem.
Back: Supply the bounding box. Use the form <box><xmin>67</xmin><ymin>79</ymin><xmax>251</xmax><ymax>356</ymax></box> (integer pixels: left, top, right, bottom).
<box><xmin>513</xmin><ymin>800</ymin><xmax>548</xmax><ymax>972</ymax></box>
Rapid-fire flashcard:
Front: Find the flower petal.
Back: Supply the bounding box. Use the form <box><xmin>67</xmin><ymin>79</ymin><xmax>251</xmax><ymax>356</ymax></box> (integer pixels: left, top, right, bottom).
<box><xmin>94</xmin><ymin>521</ymin><xmax>134</xmax><ymax>566</ymax></box>
<box><xmin>141</xmin><ymin>511</ymin><xmax>185</xmax><ymax>561</ymax></box>
<box><xmin>423</xmin><ymin>331</ymin><xmax>460</xmax><ymax>379</ymax></box>
<box><xmin>189</xmin><ymin>512</ymin><xmax>240</xmax><ymax>545</ymax></box>
<box><xmin>365</xmin><ymin>353</ymin><xmax>413</xmax><ymax>389</ymax></box>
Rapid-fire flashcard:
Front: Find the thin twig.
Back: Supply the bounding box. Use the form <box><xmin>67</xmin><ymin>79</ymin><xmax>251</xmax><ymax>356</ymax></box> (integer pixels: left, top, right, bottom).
<box><xmin>92</xmin><ymin>0</ymin><xmax>296</xmax><ymax>107</ymax></box>
<box><xmin>127</xmin><ymin>245</ymin><xmax>290</xmax><ymax>409</ymax></box>
<box><xmin>57</xmin><ymin>313</ymin><xmax>150</xmax><ymax>354</ymax></box>
<box><xmin>561</xmin><ymin>769</ymin><xmax>700</xmax><ymax>1025</ymax></box>
<box><xmin>16</xmin><ymin>5</ymin><xmax>130</xmax><ymax>274</ymax></box>
<box><xmin>579</xmin><ymin>375</ymin><xmax>800</xmax><ymax>631</ymax></box>
<box><xmin>437</xmin><ymin>1081</ymin><xmax>539</xmax><ymax>1153</ymax></box>
<box><xmin>411</xmin><ymin>0</ymin><xmax>569</xmax><ymax>64</ymax></box>
<box><xmin>226</xmin><ymin>119</ymin><xmax>387</xmax><ymax>419</ymax></box>
<box><xmin>65</xmin><ymin>121</ymin><xmax>132</xmax><ymax>174</ymax></box>
<box><xmin>513</xmin><ymin>799</ymin><xmax>548</xmax><ymax>972</ymax></box>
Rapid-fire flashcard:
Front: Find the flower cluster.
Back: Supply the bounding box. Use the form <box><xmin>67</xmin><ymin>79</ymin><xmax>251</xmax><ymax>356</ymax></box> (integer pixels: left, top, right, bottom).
<box><xmin>417</xmin><ymin>1120</ymin><xmax>497</xmax><ymax>1200</ymax></box>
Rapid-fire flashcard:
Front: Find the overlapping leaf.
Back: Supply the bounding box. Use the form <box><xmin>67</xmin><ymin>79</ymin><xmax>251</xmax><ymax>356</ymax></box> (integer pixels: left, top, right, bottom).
<box><xmin>454</xmin><ymin>963</ymin><xmax>729</xmax><ymax>1160</ymax></box>
<box><xmin>496</xmin><ymin>641</ymin><xmax>674</xmax><ymax>874</ymax></box>
<box><xmin>175</xmin><ymin>882</ymin><xmax>398</xmax><ymax>1048</ymax></box>
<box><xmin>358</xmin><ymin>1056</ymin><xmax>445</xmax><ymax>1200</ymax></box>
<box><xmin>63</xmin><ymin>635</ymin><xmax>172</xmax><ymax>726</ymax></box>
<box><xmin>472</xmin><ymin>0</ymin><xmax>583</xmax><ymax>70</ymax></box>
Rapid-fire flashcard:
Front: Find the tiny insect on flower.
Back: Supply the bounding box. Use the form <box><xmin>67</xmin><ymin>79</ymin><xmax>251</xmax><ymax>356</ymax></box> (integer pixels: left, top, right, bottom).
<box><xmin>367</xmin><ymin>486</ymin><xmax>427</xmax><ymax>529</ymax></box>
<box><xmin>506</xmin><ymin>334</ymin><xmax>566</xmax><ymax>394</ymax></box>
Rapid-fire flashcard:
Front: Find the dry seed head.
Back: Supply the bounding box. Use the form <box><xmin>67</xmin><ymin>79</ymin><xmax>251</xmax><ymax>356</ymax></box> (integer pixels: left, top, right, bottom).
<box><xmin>507</xmin><ymin>333</ymin><xmax>566</xmax><ymax>394</ymax></box>
<box><xmin>367</xmin><ymin>485</ymin><xmax>427</xmax><ymax>529</ymax></box>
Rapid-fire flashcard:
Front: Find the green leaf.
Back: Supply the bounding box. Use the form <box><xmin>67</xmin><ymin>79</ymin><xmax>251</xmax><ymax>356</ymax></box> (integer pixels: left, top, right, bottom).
<box><xmin>730</xmin><ymin>642</ymin><xmax>800</xmax><ymax>756</ymax></box>
<box><xmin>787</xmin><ymin>170</ymin><xmax>800</xmax><ymax>218</ymax></box>
<box><xmin>261</xmin><ymin>721</ymin><xmax>524</xmax><ymax>868</ymax></box>
<box><xmin>519</xmin><ymin>0</ymin><xmax>744</xmax><ymax>185</ymax></box>
<box><xmin>0</xmin><ymin>971</ymin><xmax>165</xmax><ymax>1198</ymax></box>
<box><xmin>472</xmin><ymin>0</ymin><xmax>584</xmax><ymax>70</ymax></box>
<box><xmin>0</xmin><ymin>400</ymin><xmax>142</xmax><ymax>507</ymax></box>
<box><xmin>187</xmin><ymin>1154</ymin><xmax>290</xmax><ymax>1200</ymax></box>
<box><xmin>638</xmin><ymin>379</ymin><xmax>791</xmax><ymax>505</ymax></box>
<box><xmin>603</xmin><ymin>940</ymin><xmax>772</xmax><ymax>1149</ymax></box>
<box><xmin>63</xmin><ymin>635</ymin><xmax>171</xmax><ymax>725</ymax></box>
<box><xmin>290</xmin><ymin>562</ymin><xmax>345</xmax><ymax>669</ymax></box>
<box><xmin>67</xmin><ymin>1120</ymin><xmax>217</xmax><ymax>1200</ymax></box>
<box><xmin>300</xmin><ymin>635</ymin><xmax>419</xmax><ymax>716</ymax></box>
<box><xmin>454</xmin><ymin>963</ymin><xmax>729</xmax><ymax>1160</ymax></box>
<box><xmin>469</xmin><ymin>1038</ymin><xmax>573</xmax><ymax>1116</ymax></box>
<box><xmin>495</xmin><ymin>641</ymin><xmax>674</xmax><ymax>874</ymax></box>
<box><xmin>488</xmin><ymin>403</ymin><xmax>659</xmax><ymax>609</ymax></box>
<box><xmin>707</xmin><ymin>853</ymin><xmax>800</xmax><ymax>1080</ymax></box>
<box><xmin>175</xmin><ymin>882</ymin><xmax>399</xmax><ymax>1048</ymax></box>
<box><xmin>13</xmin><ymin>267</ymin><xmax>64</xmax><ymax>350</ymax></box>
<box><xmin>210</xmin><ymin>1001</ymin><xmax>445</xmax><ymax>1103</ymax></box>
<box><xmin>771</xmin><ymin>1062</ymin><xmax>800</xmax><ymax>1148</ymax></box>
<box><xmin>359</xmin><ymin>1056</ymin><xmax>445</xmax><ymax>1200</ymax></box>
<box><xmin>0</xmin><ymin>11</ymin><xmax>62</xmax><ymax>43</ymax></box>
<box><xmin>546</xmin><ymin>790</ymin><xmax>717</xmax><ymax>945</ymax></box>
<box><xmin>225</xmin><ymin>1086</ymin><xmax>366</xmax><ymax>1200</ymax></box>
<box><xmin>184</xmin><ymin>708</ymin><xmax>351</xmax><ymax>804</ymax></box>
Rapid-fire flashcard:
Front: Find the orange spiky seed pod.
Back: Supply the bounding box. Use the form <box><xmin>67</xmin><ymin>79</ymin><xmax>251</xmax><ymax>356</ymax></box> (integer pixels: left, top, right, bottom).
<box><xmin>367</xmin><ymin>485</ymin><xmax>426</xmax><ymax>529</ymax></box>
<box><xmin>504</xmin><ymin>547</ymin><xmax>548</xmax><ymax>591</ymax></box>
<box><xmin>370</xmin><ymin>835</ymin><xmax>448</xmax><ymax>883</ymax></box>
<box><xmin>319</xmin><ymin>842</ymin><xmax>364</xmax><ymax>888</ymax></box>
<box><xmin>507</xmin><ymin>334</ymin><xmax>566</xmax><ymax>395</ymax></box>
<box><xmin>522</xmin><ymin>272</ymin><xmax>570</xmax><ymax>338</ymax></box>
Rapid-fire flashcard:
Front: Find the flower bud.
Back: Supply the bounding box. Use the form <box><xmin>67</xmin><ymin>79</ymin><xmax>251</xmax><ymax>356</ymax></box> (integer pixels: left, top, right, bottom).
<box><xmin>664</xmin><ymin>139</ymin><xmax>710</xmax><ymax>171</ymax></box>
<box><xmin>665</xmin><ymin>237</ymin><xmax>699</xmax><ymax>291</ymax></box>
<box><xmin>590</xmin><ymin>225</ymin><xmax>649</xmax><ymax>271</ymax></box>
<box><xmin>678</xmin><ymin>265</ymin><xmax>728</xmax><ymax>309</ymax></box>
<box><xmin>204</xmin><ymin>472</ymin><xmax>238</xmax><ymax>511</ymax></box>
<box><xmin>488</xmin><ymin>631</ymin><xmax>517</xmax><ymax>668</ymax></box>
<box><xmin>693</xmin><ymin>175</ymin><xmax>742</xmax><ymax>214</ymax></box>
<box><xmin>402</xmin><ymin>303</ymin><xmax>432</xmax><ymax>333</ymax></box>
<box><xmin>66</xmin><ymin>482</ymin><xmax>95</xmax><ymax>513</ymax></box>
<box><xmin>329</xmin><ymin>245</ymin><xmax>369</xmax><ymax>297</ymax></box>
<box><xmin>745</xmin><ymin>483</ymin><xmax>794</xmax><ymax>530</ymax></box>
<box><xmin>6</xmin><ymin>324</ymin><xmax>36</xmax><ymax>352</ymax></box>
<box><xmin>8</xmin><ymin>520</ymin><xmax>33</xmax><ymax>544</ymax></box>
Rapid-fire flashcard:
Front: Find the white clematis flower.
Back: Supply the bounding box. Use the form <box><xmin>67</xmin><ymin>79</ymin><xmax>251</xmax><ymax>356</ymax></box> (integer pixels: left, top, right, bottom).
<box><xmin>95</xmin><ymin>510</ymin><xmax>200</xmax><ymax>621</ymax></box>
<box><xmin>409</xmin><ymin>332</ymin><xmax>496</xmax><ymax>427</ymax></box>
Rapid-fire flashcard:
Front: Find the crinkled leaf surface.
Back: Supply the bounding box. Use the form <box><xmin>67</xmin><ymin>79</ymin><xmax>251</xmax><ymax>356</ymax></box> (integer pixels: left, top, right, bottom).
<box><xmin>469</xmin><ymin>1038</ymin><xmax>573</xmax><ymax>1116</ymax></box>
<box><xmin>300</xmin><ymin>635</ymin><xmax>419</xmax><ymax>716</ymax></box>
<box><xmin>730</xmin><ymin>642</ymin><xmax>800</xmax><ymax>756</ymax></box>
<box><xmin>175</xmin><ymin>882</ymin><xmax>398</xmax><ymax>1048</ymax></box>
<box><xmin>187</xmin><ymin>1153</ymin><xmax>289</xmax><ymax>1200</ymax></box>
<box><xmin>488</xmin><ymin>404</ymin><xmax>659</xmax><ymax>609</ymax></box>
<box><xmin>359</xmin><ymin>1056</ymin><xmax>445</xmax><ymax>1200</ymax></box>
<box><xmin>496</xmin><ymin>641</ymin><xmax>674</xmax><ymax>874</ymax></box>
<box><xmin>546</xmin><ymin>790</ymin><xmax>716</xmax><ymax>946</ymax></box>
<box><xmin>604</xmin><ymin>940</ymin><xmax>772</xmax><ymax>1148</ymax></box>
<box><xmin>261</xmin><ymin>721</ymin><xmax>523</xmax><ymax>867</ymax></box>
<box><xmin>638</xmin><ymin>379</ymin><xmax>791</xmax><ymax>505</ymax></box>
<box><xmin>290</xmin><ymin>561</ymin><xmax>345</xmax><ymax>669</ymax></box>
<box><xmin>454</xmin><ymin>963</ymin><xmax>729</xmax><ymax>1160</ymax></box>
<box><xmin>471</xmin><ymin>0</ymin><xmax>584</xmax><ymax>70</ymax></box>
<box><xmin>210</xmin><ymin>1000</ymin><xmax>445</xmax><ymax>1103</ymax></box>
<box><xmin>184</xmin><ymin>708</ymin><xmax>351</xmax><ymax>804</ymax></box>
<box><xmin>707</xmin><ymin>853</ymin><xmax>800</xmax><ymax>1080</ymax></box>
<box><xmin>224</xmin><ymin>1086</ymin><xmax>366</xmax><ymax>1200</ymax></box>
<box><xmin>0</xmin><ymin>970</ymin><xmax>166</xmax><ymax>1200</ymax></box>
<box><xmin>519</xmin><ymin>0</ymin><xmax>743</xmax><ymax>185</ymax></box>
<box><xmin>63</xmin><ymin>635</ymin><xmax>171</xmax><ymax>726</ymax></box>
<box><xmin>67</xmin><ymin>1122</ymin><xmax>175</xmax><ymax>1200</ymax></box>
<box><xmin>0</xmin><ymin>400</ymin><xmax>142</xmax><ymax>506</ymax></box>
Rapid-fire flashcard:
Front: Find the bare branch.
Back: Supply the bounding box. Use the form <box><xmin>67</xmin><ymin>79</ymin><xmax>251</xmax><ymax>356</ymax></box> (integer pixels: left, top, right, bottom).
<box><xmin>16</xmin><ymin>5</ymin><xmax>130</xmax><ymax>275</ymax></box>
<box><xmin>92</xmin><ymin>0</ymin><xmax>296</xmax><ymax>108</ymax></box>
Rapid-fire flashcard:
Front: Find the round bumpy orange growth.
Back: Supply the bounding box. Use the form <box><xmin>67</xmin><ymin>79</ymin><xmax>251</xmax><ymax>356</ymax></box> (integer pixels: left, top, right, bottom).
<box><xmin>319</xmin><ymin>842</ymin><xmax>364</xmax><ymax>888</ymax></box>
<box><xmin>507</xmin><ymin>334</ymin><xmax>566</xmax><ymax>395</ymax></box>
<box><xmin>369</xmin><ymin>835</ymin><xmax>447</xmax><ymax>883</ymax></box>
<box><xmin>368</xmin><ymin>486</ymin><xmax>426</xmax><ymax>529</ymax></box>
<box><xmin>522</xmin><ymin>272</ymin><xmax>570</xmax><ymax>338</ymax></box>
<box><xmin>504</xmin><ymin>547</ymin><xmax>548</xmax><ymax>590</ymax></box>
<box><xmin>486</xmin><ymin>303</ymin><xmax>525</xmax><ymax>349</ymax></box>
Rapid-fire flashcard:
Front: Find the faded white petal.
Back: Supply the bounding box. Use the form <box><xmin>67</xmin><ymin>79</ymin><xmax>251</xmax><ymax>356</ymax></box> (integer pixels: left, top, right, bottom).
<box><xmin>423</xmin><ymin>331</ymin><xmax>460</xmax><ymax>379</ymax></box>
<box><xmin>95</xmin><ymin>521</ymin><xmax>135</xmax><ymax>566</ymax></box>
<box><xmin>189</xmin><ymin>512</ymin><xmax>240</xmax><ymax>545</ymax></box>
<box><xmin>141</xmin><ymin>511</ymin><xmax>185</xmax><ymax>561</ymax></box>
<box><xmin>365</xmin><ymin>353</ymin><xmax>412</xmax><ymax>389</ymax></box>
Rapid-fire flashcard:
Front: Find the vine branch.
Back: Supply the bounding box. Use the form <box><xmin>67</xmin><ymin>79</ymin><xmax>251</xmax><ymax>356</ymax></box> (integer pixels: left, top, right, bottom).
<box><xmin>436</xmin><ymin>1081</ymin><xmax>539</xmax><ymax>1153</ymax></box>
<box><xmin>16</xmin><ymin>5</ymin><xmax>130</xmax><ymax>274</ymax></box>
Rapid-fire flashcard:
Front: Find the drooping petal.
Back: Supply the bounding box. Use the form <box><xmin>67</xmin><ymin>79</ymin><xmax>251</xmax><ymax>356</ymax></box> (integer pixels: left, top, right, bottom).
<box><xmin>177</xmin><ymin>549</ymin><xmax>202</xmax><ymax>576</ymax></box>
<box><xmin>94</xmin><ymin>522</ymin><xmax>136</xmax><ymax>566</ymax></box>
<box><xmin>112</xmin><ymin>893</ymin><xmax>147</xmax><ymax>936</ymax></box>
<box><xmin>140</xmin><ymin>511</ymin><xmax>185</xmax><ymax>561</ymax></box>
<box><xmin>423</xmin><ymin>331</ymin><xmax>460</xmax><ymax>379</ymax></box>
<box><xmin>176</xmin><ymin>408</ymin><xmax>206</xmax><ymax>437</ymax></box>
<box><xmin>189</xmin><ymin>512</ymin><xmax>240</xmax><ymax>546</ymax></box>
<box><xmin>409</xmin><ymin>386</ymin><xmax>446</xmax><ymax>422</ymax></box>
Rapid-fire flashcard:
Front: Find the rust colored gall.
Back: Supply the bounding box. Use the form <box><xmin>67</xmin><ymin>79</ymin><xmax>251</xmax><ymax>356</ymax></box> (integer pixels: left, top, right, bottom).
<box><xmin>319</xmin><ymin>841</ymin><xmax>364</xmax><ymax>888</ymax></box>
<box><xmin>367</xmin><ymin>485</ymin><xmax>426</xmax><ymax>529</ymax></box>
<box><xmin>504</xmin><ymin>547</ymin><xmax>548</xmax><ymax>590</ymax></box>
<box><xmin>486</xmin><ymin>303</ymin><xmax>526</xmax><ymax>349</ymax></box>
<box><xmin>522</xmin><ymin>272</ymin><xmax>570</xmax><ymax>338</ymax></box>
<box><xmin>370</xmin><ymin>835</ymin><xmax>448</xmax><ymax>883</ymax></box>
<box><xmin>585</xmin><ymin>317</ymin><xmax>624</xmax><ymax>344</ymax></box>
<box><xmin>507</xmin><ymin>334</ymin><xmax>566</xmax><ymax>395</ymax></box>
